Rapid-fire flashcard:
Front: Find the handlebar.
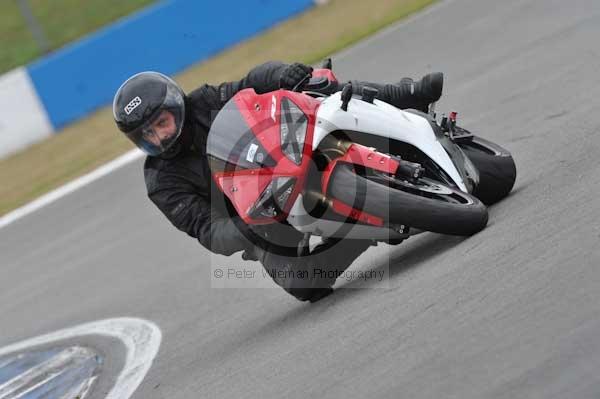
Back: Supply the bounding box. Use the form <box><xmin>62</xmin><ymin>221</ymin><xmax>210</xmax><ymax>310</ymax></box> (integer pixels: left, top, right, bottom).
<box><xmin>292</xmin><ymin>73</ymin><xmax>313</xmax><ymax>92</ymax></box>
<box><xmin>292</xmin><ymin>75</ymin><xmax>339</xmax><ymax>96</ymax></box>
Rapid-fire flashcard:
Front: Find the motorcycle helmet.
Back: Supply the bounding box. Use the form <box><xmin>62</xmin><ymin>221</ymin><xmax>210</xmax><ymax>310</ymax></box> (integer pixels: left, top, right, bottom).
<box><xmin>113</xmin><ymin>71</ymin><xmax>185</xmax><ymax>156</ymax></box>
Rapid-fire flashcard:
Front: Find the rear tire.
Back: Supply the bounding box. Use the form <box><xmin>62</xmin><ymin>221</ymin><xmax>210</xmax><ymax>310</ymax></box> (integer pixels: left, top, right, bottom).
<box><xmin>328</xmin><ymin>164</ymin><xmax>488</xmax><ymax>236</ymax></box>
<box><xmin>458</xmin><ymin>136</ymin><xmax>517</xmax><ymax>205</ymax></box>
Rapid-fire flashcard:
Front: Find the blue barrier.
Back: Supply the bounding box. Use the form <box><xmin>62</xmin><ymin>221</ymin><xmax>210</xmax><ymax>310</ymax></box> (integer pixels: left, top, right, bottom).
<box><xmin>26</xmin><ymin>0</ymin><xmax>314</xmax><ymax>130</ymax></box>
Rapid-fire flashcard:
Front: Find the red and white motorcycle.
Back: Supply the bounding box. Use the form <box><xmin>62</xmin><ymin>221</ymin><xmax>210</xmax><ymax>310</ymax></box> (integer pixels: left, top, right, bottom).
<box><xmin>207</xmin><ymin>61</ymin><xmax>516</xmax><ymax>249</ymax></box>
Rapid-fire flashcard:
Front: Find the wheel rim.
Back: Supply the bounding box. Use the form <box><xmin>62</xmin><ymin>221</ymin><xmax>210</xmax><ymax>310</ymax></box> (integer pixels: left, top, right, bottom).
<box><xmin>367</xmin><ymin>170</ymin><xmax>475</xmax><ymax>205</ymax></box>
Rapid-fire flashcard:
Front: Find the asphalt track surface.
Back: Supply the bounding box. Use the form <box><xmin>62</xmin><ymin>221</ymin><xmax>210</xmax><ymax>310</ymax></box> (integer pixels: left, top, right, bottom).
<box><xmin>2</xmin><ymin>0</ymin><xmax>600</xmax><ymax>397</ymax></box>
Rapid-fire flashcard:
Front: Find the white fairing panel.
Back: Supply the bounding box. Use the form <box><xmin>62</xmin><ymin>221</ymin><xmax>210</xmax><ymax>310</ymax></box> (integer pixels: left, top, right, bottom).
<box><xmin>313</xmin><ymin>92</ymin><xmax>467</xmax><ymax>191</ymax></box>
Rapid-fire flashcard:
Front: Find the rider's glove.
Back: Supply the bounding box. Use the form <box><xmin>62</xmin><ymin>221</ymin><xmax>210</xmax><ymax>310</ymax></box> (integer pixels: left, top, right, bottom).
<box><xmin>279</xmin><ymin>62</ymin><xmax>313</xmax><ymax>90</ymax></box>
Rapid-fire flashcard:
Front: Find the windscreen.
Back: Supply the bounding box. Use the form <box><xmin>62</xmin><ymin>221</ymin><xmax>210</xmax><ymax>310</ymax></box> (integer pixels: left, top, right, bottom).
<box><xmin>207</xmin><ymin>98</ymin><xmax>275</xmax><ymax>173</ymax></box>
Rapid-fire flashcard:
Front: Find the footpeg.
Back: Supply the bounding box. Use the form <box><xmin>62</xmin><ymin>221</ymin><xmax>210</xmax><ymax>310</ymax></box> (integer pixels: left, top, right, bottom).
<box><xmin>440</xmin><ymin>112</ymin><xmax>474</xmax><ymax>142</ymax></box>
<box><xmin>361</xmin><ymin>86</ymin><xmax>378</xmax><ymax>103</ymax></box>
<box><xmin>340</xmin><ymin>82</ymin><xmax>353</xmax><ymax>111</ymax></box>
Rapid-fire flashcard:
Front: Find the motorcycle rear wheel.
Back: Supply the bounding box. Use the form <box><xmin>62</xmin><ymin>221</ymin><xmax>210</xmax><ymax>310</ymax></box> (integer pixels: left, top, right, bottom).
<box><xmin>458</xmin><ymin>135</ymin><xmax>517</xmax><ymax>205</ymax></box>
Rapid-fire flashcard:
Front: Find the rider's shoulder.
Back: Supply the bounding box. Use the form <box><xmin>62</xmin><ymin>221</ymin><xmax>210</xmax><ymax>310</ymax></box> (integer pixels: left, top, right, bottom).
<box><xmin>187</xmin><ymin>83</ymin><xmax>217</xmax><ymax>102</ymax></box>
<box><xmin>143</xmin><ymin>156</ymin><xmax>186</xmax><ymax>191</ymax></box>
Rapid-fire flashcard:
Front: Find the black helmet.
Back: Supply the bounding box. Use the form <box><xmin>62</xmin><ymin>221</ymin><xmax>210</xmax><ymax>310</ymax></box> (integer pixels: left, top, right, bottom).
<box><xmin>113</xmin><ymin>72</ymin><xmax>185</xmax><ymax>156</ymax></box>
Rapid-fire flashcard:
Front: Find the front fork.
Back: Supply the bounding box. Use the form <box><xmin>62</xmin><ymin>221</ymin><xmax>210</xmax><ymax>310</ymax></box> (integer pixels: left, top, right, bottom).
<box><xmin>315</xmin><ymin>135</ymin><xmax>423</xmax><ymax>228</ymax></box>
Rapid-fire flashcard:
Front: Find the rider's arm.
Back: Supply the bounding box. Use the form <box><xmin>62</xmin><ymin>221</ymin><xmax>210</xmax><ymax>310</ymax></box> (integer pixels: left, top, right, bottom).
<box><xmin>228</xmin><ymin>60</ymin><xmax>288</xmax><ymax>95</ymax></box>
<box><xmin>145</xmin><ymin>166</ymin><xmax>252</xmax><ymax>256</ymax></box>
<box><xmin>185</xmin><ymin>61</ymin><xmax>289</xmax><ymax>127</ymax></box>
<box><xmin>189</xmin><ymin>61</ymin><xmax>290</xmax><ymax>110</ymax></box>
<box><xmin>187</xmin><ymin>61</ymin><xmax>315</xmax><ymax>129</ymax></box>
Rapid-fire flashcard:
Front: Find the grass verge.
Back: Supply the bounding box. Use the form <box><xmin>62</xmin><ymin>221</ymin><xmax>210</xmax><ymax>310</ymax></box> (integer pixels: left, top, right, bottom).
<box><xmin>0</xmin><ymin>0</ymin><xmax>436</xmax><ymax>217</ymax></box>
<box><xmin>0</xmin><ymin>0</ymin><xmax>155</xmax><ymax>74</ymax></box>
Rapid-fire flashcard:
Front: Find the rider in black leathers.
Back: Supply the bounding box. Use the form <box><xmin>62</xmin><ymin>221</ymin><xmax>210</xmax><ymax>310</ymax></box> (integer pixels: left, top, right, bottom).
<box><xmin>113</xmin><ymin>61</ymin><xmax>443</xmax><ymax>302</ymax></box>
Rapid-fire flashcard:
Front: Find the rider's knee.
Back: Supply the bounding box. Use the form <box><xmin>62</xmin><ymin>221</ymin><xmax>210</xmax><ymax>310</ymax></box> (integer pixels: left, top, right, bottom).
<box><xmin>284</xmin><ymin>286</ymin><xmax>334</xmax><ymax>302</ymax></box>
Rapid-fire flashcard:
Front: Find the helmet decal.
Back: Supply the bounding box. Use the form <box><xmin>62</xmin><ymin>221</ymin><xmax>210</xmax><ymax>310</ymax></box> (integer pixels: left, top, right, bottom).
<box><xmin>124</xmin><ymin>96</ymin><xmax>142</xmax><ymax>115</ymax></box>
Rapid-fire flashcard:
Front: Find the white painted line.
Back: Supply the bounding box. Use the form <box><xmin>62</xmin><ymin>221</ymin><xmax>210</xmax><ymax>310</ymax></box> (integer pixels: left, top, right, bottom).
<box><xmin>0</xmin><ymin>346</ymin><xmax>98</xmax><ymax>399</ymax></box>
<box><xmin>0</xmin><ymin>318</ymin><xmax>162</xmax><ymax>399</ymax></box>
<box><xmin>0</xmin><ymin>149</ymin><xmax>143</xmax><ymax>230</ymax></box>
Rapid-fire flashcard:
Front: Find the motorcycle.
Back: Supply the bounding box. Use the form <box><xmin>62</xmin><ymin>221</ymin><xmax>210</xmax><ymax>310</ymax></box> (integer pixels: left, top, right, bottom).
<box><xmin>206</xmin><ymin>60</ymin><xmax>516</xmax><ymax>251</ymax></box>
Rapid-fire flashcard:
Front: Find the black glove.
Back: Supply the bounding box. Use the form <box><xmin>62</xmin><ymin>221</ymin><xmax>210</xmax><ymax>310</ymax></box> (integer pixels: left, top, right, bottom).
<box><xmin>279</xmin><ymin>62</ymin><xmax>313</xmax><ymax>90</ymax></box>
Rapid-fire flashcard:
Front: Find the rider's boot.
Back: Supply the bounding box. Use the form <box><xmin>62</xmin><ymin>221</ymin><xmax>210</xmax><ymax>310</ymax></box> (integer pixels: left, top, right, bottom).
<box><xmin>396</xmin><ymin>72</ymin><xmax>444</xmax><ymax>112</ymax></box>
<box><xmin>352</xmin><ymin>72</ymin><xmax>443</xmax><ymax>113</ymax></box>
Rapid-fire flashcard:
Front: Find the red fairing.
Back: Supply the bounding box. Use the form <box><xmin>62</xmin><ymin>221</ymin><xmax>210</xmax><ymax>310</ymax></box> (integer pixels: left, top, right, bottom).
<box><xmin>214</xmin><ymin>89</ymin><xmax>320</xmax><ymax>224</ymax></box>
<box><xmin>321</xmin><ymin>143</ymin><xmax>400</xmax><ymax>194</ymax></box>
<box><xmin>330</xmin><ymin>198</ymin><xmax>384</xmax><ymax>227</ymax></box>
<box><xmin>213</xmin><ymin>170</ymin><xmax>274</xmax><ymax>223</ymax></box>
<box><xmin>320</xmin><ymin>143</ymin><xmax>401</xmax><ymax>227</ymax></box>
<box><xmin>312</xmin><ymin>68</ymin><xmax>339</xmax><ymax>83</ymax></box>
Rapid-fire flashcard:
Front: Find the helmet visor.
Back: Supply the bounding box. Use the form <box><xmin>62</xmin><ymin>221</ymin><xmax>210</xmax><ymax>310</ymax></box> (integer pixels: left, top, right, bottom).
<box><xmin>125</xmin><ymin>83</ymin><xmax>185</xmax><ymax>156</ymax></box>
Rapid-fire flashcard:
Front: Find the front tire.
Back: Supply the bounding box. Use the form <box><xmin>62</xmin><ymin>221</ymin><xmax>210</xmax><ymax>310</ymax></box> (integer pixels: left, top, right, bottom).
<box><xmin>328</xmin><ymin>164</ymin><xmax>488</xmax><ymax>236</ymax></box>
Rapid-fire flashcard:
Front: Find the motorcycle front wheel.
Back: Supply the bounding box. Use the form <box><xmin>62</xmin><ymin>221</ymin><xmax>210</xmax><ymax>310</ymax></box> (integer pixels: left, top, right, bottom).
<box><xmin>327</xmin><ymin>164</ymin><xmax>488</xmax><ymax>236</ymax></box>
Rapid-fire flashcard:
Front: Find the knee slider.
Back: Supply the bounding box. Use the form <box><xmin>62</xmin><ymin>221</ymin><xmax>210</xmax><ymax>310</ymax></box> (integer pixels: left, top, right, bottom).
<box><xmin>285</xmin><ymin>286</ymin><xmax>333</xmax><ymax>302</ymax></box>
